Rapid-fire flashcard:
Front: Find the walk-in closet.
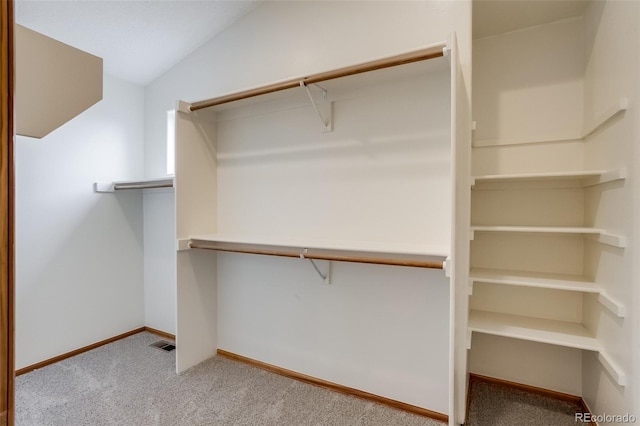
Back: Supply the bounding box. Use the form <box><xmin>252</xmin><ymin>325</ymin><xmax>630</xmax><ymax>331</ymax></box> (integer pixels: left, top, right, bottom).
<box><xmin>5</xmin><ymin>1</ymin><xmax>639</xmax><ymax>425</ymax></box>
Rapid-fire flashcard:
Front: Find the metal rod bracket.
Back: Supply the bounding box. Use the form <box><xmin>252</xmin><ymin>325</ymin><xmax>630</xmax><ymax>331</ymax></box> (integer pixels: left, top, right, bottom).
<box><xmin>301</xmin><ymin>248</ymin><xmax>331</xmax><ymax>284</ymax></box>
<box><xmin>300</xmin><ymin>81</ymin><xmax>332</xmax><ymax>132</ymax></box>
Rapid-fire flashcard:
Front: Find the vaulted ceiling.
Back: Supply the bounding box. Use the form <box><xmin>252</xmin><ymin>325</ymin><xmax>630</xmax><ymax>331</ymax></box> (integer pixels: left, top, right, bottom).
<box><xmin>15</xmin><ymin>1</ymin><xmax>591</xmax><ymax>86</ymax></box>
<box><xmin>15</xmin><ymin>0</ymin><xmax>262</xmax><ymax>86</ymax></box>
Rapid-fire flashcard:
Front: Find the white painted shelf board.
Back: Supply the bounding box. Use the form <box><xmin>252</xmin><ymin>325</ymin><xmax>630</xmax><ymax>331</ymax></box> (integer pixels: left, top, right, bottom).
<box><xmin>470</xmin><ymin>226</ymin><xmax>626</xmax><ymax>248</ymax></box>
<box><xmin>469</xmin><ymin>268</ymin><xmax>599</xmax><ymax>293</ymax></box>
<box><xmin>473</xmin><ymin>170</ymin><xmax>603</xmax><ymax>186</ymax></box>
<box><xmin>188</xmin><ymin>234</ymin><xmax>449</xmax><ymax>258</ymax></box>
<box><xmin>468</xmin><ymin>310</ymin><xmax>601</xmax><ymax>352</ymax></box>
<box><xmin>469</xmin><ymin>269</ymin><xmax>625</xmax><ymax>318</ymax></box>
<box><xmin>472</xmin><ymin>225</ymin><xmax>602</xmax><ymax>235</ymax></box>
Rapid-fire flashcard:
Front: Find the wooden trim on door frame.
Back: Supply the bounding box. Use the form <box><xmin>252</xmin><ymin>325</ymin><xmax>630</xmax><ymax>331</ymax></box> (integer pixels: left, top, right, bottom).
<box><xmin>0</xmin><ymin>1</ymin><xmax>14</xmax><ymax>425</ymax></box>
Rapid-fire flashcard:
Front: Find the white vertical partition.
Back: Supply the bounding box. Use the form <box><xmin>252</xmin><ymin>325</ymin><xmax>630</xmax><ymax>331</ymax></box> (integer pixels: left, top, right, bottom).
<box><xmin>174</xmin><ymin>107</ymin><xmax>218</xmax><ymax>373</ymax></box>
<box><xmin>449</xmin><ymin>34</ymin><xmax>472</xmax><ymax>426</ymax></box>
<box><xmin>580</xmin><ymin>0</ymin><xmax>639</xmax><ymax>420</ymax></box>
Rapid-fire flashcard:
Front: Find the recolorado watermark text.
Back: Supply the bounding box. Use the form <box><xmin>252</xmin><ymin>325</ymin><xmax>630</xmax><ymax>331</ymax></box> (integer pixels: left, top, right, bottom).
<box><xmin>575</xmin><ymin>412</ymin><xmax>637</xmax><ymax>423</ymax></box>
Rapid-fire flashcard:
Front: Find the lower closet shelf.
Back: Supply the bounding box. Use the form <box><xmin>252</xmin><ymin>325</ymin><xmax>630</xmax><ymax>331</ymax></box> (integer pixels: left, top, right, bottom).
<box><xmin>468</xmin><ymin>310</ymin><xmax>600</xmax><ymax>351</ymax></box>
<box><xmin>468</xmin><ymin>310</ymin><xmax>627</xmax><ymax>386</ymax></box>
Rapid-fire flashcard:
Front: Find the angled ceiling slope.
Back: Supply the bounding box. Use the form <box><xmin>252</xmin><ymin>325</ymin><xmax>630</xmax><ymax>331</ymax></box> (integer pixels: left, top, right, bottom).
<box><xmin>15</xmin><ymin>25</ymin><xmax>103</xmax><ymax>138</ymax></box>
<box><xmin>473</xmin><ymin>0</ymin><xmax>589</xmax><ymax>39</ymax></box>
<box><xmin>14</xmin><ymin>0</ymin><xmax>263</xmax><ymax>86</ymax></box>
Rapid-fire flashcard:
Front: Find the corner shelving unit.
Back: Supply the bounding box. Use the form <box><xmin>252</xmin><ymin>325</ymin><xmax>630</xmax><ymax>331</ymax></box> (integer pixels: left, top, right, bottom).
<box><xmin>467</xmin><ymin>103</ymin><xmax>629</xmax><ymax>392</ymax></box>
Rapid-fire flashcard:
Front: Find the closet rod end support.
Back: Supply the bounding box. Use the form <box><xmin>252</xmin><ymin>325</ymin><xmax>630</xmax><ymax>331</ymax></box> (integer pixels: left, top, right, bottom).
<box><xmin>444</xmin><ymin>256</ymin><xmax>452</xmax><ymax>278</ymax></box>
<box><xmin>94</xmin><ymin>182</ymin><xmax>115</xmax><ymax>193</ymax></box>
<box><xmin>177</xmin><ymin>100</ymin><xmax>192</xmax><ymax>113</ymax></box>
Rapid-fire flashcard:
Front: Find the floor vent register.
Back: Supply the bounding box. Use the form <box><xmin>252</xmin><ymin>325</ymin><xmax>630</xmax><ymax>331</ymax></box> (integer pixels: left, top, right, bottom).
<box><xmin>149</xmin><ymin>340</ymin><xmax>176</xmax><ymax>352</ymax></box>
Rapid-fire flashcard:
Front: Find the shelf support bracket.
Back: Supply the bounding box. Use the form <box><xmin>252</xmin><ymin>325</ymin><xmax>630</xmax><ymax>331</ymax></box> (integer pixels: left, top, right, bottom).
<box><xmin>598</xmin><ymin>351</ymin><xmax>627</xmax><ymax>387</ymax></box>
<box><xmin>300</xmin><ymin>81</ymin><xmax>332</xmax><ymax>132</ymax></box>
<box><xmin>301</xmin><ymin>248</ymin><xmax>331</xmax><ymax>284</ymax></box>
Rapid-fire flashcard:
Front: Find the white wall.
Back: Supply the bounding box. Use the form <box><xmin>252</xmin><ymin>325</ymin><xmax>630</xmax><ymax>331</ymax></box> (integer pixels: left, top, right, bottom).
<box><xmin>143</xmin><ymin>189</ymin><xmax>175</xmax><ymax>334</ymax></box>
<box><xmin>143</xmin><ymin>0</ymin><xmax>471</xmax><ymax>356</ymax></box>
<box><xmin>472</xmin><ymin>17</ymin><xmax>585</xmax><ymax>176</ymax></box>
<box><xmin>472</xmin><ymin>17</ymin><xmax>584</xmax><ymax>148</ymax></box>
<box><xmin>15</xmin><ymin>74</ymin><xmax>145</xmax><ymax>369</ymax></box>
<box><xmin>581</xmin><ymin>1</ymin><xmax>639</xmax><ymax>421</ymax></box>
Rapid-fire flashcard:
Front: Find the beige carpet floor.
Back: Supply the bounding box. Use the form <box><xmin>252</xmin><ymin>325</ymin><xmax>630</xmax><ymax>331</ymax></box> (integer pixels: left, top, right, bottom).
<box><xmin>16</xmin><ymin>331</ymin><xmax>587</xmax><ymax>425</ymax></box>
<box><xmin>15</xmin><ymin>331</ymin><xmax>443</xmax><ymax>426</ymax></box>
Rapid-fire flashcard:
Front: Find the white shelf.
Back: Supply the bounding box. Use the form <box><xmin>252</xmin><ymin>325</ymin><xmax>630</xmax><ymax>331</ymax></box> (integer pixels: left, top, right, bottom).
<box><xmin>471</xmin><ymin>168</ymin><xmax>626</xmax><ymax>188</ymax></box>
<box><xmin>469</xmin><ymin>268</ymin><xmax>597</xmax><ymax>293</ymax></box>
<box><xmin>468</xmin><ymin>310</ymin><xmax>600</xmax><ymax>351</ymax></box>
<box><xmin>185</xmin><ymin>234</ymin><xmax>449</xmax><ymax>258</ymax></box>
<box><xmin>470</xmin><ymin>226</ymin><xmax>626</xmax><ymax>248</ymax></box>
<box><xmin>94</xmin><ymin>177</ymin><xmax>174</xmax><ymax>193</ymax></box>
<box><xmin>469</xmin><ymin>268</ymin><xmax>625</xmax><ymax>317</ymax></box>
<box><xmin>468</xmin><ymin>310</ymin><xmax>627</xmax><ymax>386</ymax></box>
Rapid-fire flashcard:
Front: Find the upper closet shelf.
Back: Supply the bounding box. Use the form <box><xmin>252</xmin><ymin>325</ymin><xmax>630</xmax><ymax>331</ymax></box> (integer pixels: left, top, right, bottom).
<box><xmin>180</xmin><ymin>41</ymin><xmax>449</xmax><ymax>112</ymax></box>
<box><xmin>181</xmin><ymin>234</ymin><xmax>449</xmax><ymax>271</ymax></box>
<box><xmin>470</xmin><ymin>226</ymin><xmax>626</xmax><ymax>248</ymax></box>
<box><xmin>94</xmin><ymin>177</ymin><xmax>174</xmax><ymax>193</ymax></box>
<box><xmin>471</xmin><ymin>168</ymin><xmax>626</xmax><ymax>188</ymax></box>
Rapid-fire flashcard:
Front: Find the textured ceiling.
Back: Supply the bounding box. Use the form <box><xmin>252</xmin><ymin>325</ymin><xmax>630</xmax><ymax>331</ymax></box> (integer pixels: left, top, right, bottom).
<box><xmin>15</xmin><ymin>0</ymin><xmax>262</xmax><ymax>86</ymax></box>
<box><xmin>473</xmin><ymin>0</ymin><xmax>589</xmax><ymax>39</ymax></box>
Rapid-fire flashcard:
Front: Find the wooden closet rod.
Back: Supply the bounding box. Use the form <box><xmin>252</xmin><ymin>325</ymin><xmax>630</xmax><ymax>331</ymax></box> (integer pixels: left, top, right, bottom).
<box><xmin>189</xmin><ymin>43</ymin><xmax>447</xmax><ymax>111</ymax></box>
<box><xmin>188</xmin><ymin>242</ymin><xmax>445</xmax><ymax>270</ymax></box>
